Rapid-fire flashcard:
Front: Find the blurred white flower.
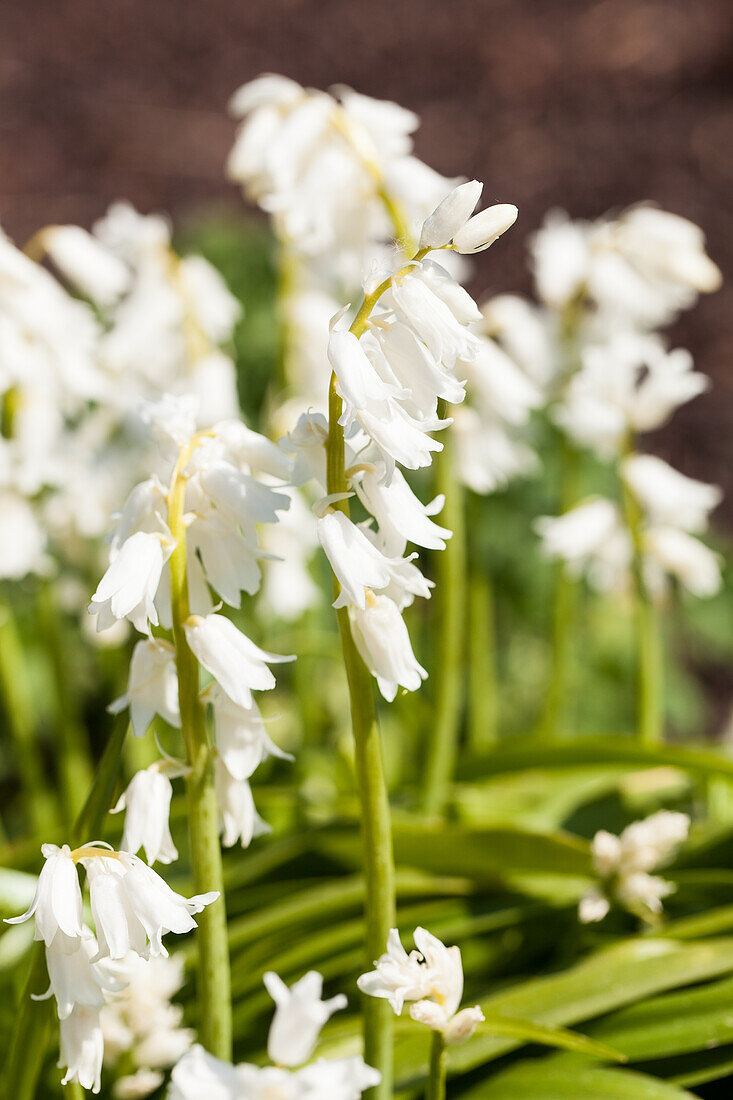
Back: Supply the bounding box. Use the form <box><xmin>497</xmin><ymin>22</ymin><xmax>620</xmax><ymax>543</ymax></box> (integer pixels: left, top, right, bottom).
<box><xmin>535</xmin><ymin>498</ymin><xmax>632</xmax><ymax>593</ymax></box>
<box><xmin>579</xmin><ymin>811</ymin><xmax>690</xmax><ymax>923</ymax></box>
<box><xmin>264</xmin><ymin>970</ymin><xmax>346</xmax><ymax>1067</ymax></box>
<box><xmin>43</xmin><ymin>225</ymin><xmax>131</xmax><ymax>307</ymax></box>
<box><xmin>622</xmin><ymin>454</ymin><xmax>721</xmax><ymax>533</ymax></box>
<box><xmin>101</xmin><ymin>952</ymin><xmax>193</xmax><ymax>1098</ymax></box>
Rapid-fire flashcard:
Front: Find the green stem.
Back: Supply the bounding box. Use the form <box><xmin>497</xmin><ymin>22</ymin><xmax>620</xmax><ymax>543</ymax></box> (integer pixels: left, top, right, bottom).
<box><xmin>167</xmin><ymin>447</ymin><xmax>232</xmax><ymax>1061</ymax></box>
<box><xmin>426</xmin><ymin>1029</ymin><xmax>447</xmax><ymax>1100</ymax></box>
<box><xmin>2</xmin><ymin>714</ymin><xmax>129</xmax><ymax>1100</ymax></box>
<box><xmin>468</xmin><ymin>566</ymin><xmax>498</xmax><ymax>749</ymax></box>
<box><xmin>37</xmin><ymin>582</ymin><xmax>93</xmax><ymax>825</ymax></box>
<box><xmin>0</xmin><ymin>595</ymin><xmax>58</xmax><ymax>835</ymax></box>
<box><xmin>539</xmin><ymin>439</ymin><xmax>580</xmax><ymax>738</ymax></box>
<box><xmin>423</xmin><ymin>418</ymin><xmax>466</xmax><ymax>814</ymax></box>
<box><xmin>621</xmin><ymin>448</ymin><xmax>664</xmax><ymax>744</ymax></box>
<box><xmin>327</xmin><ymin>375</ymin><xmax>395</xmax><ymax>1099</ymax></box>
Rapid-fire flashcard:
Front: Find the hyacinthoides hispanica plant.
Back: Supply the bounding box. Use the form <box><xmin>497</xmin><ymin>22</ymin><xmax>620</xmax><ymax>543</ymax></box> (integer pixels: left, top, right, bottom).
<box><xmin>227</xmin><ymin>77</ymin><xmax>530</xmax><ymax>825</ymax></box>
<box><xmin>3</xmin><ymin>395</ymin><xmax>296</xmax><ymax>1094</ymax></box>
<box><xmin>518</xmin><ymin>206</ymin><xmax>722</xmax><ymax>742</ymax></box>
<box><xmin>0</xmin><ymin>206</ymin><xmax>245</xmax><ymax>842</ymax></box>
<box><xmin>310</xmin><ymin>184</ymin><xmax>517</xmax><ymax>1095</ymax></box>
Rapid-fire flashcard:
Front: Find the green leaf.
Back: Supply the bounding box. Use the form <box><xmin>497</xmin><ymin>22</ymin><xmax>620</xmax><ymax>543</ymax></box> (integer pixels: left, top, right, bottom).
<box><xmin>462</xmin><ymin>1061</ymin><xmax>697</xmax><ymax>1099</ymax></box>
<box><xmin>317</xmin><ymin>821</ymin><xmax>592</xmax><ymax>880</ymax></box>
<box><xmin>459</xmin><ymin>737</ymin><xmax>733</xmax><ymax>781</ymax></box>
<box><xmin>585</xmin><ymin>973</ymin><xmax>733</xmax><ymax>1061</ymax></box>
<box><xmin>479</xmin><ymin>1014</ymin><xmax>625</xmax><ymax>1062</ymax></box>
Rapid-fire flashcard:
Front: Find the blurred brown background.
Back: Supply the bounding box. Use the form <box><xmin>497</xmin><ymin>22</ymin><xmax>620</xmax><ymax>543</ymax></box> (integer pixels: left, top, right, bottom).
<box><xmin>1</xmin><ymin>0</ymin><xmax>732</xmax><ymax>516</ymax></box>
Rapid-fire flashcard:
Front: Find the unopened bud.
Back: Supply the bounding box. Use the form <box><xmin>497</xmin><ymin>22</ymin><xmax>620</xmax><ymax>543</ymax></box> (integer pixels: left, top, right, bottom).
<box><xmin>444</xmin><ymin>1006</ymin><xmax>485</xmax><ymax>1045</ymax></box>
<box><xmin>419</xmin><ymin>180</ymin><xmax>483</xmax><ymax>250</ymax></box>
<box><xmin>453</xmin><ymin>204</ymin><xmax>518</xmax><ymax>254</ymax></box>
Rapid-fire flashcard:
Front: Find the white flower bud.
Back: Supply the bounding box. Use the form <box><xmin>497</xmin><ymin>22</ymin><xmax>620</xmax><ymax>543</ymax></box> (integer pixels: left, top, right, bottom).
<box><xmin>444</xmin><ymin>1006</ymin><xmax>485</xmax><ymax>1045</ymax></box>
<box><xmin>453</xmin><ymin>203</ymin><xmax>518</xmax><ymax>254</ymax></box>
<box><xmin>419</xmin><ymin>180</ymin><xmax>483</xmax><ymax>249</ymax></box>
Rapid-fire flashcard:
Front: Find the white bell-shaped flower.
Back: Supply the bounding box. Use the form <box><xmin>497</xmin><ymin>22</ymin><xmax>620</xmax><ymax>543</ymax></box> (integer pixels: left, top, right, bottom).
<box><xmin>38</xmin><ymin>927</ymin><xmax>122</xmax><ymax>1020</ymax></box>
<box><xmin>59</xmin><ymin>1004</ymin><xmax>104</xmax><ymax>1093</ymax></box>
<box><xmin>6</xmin><ymin>843</ymin><xmax>84</xmax><ymax>950</ymax></box>
<box><xmin>89</xmin><ymin>530</ymin><xmax>173</xmax><ymax>633</ymax></box>
<box><xmin>386</xmin><ymin>268</ymin><xmax>481</xmax><ymax>369</ymax></box>
<box><xmin>109</xmin><ymin>637</ymin><xmax>181</xmax><ymax>738</ymax></box>
<box><xmin>215</xmin><ymin>759</ymin><xmax>271</xmax><ymax>849</ymax></box>
<box><xmin>112</xmin><ymin>764</ymin><xmax>179</xmax><ymax>865</ymax></box>
<box><xmin>207</xmin><ymin>685</ymin><xmax>292</xmax><ymax>781</ymax></box>
<box><xmin>317</xmin><ymin>510</ymin><xmax>427</xmax><ymax>611</ymax></box>
<box><xmin>83</xmin><ymin>850</ymin><xmax>217</xmax><ymax>960</ymax></box>
<box><xmin>355</xmin><ymin>464</ymin><xmax>450</xmax><ymax>555</ymax></box>
<box><xmin>349</xmin><ymin>593</ymin><xmax>427</xmax><ymax>701</ymax></box>
<box><xmin>264</xmin><ymin>970</ymin><xmax>347</xmax><ymax>1068</ymax></box>
<box><xmin>356</xmin><ymin>928</ymin><xmax>432</xmax><ymax>1014</ymax></box>
<box><xmin>184</xmin><ymin>613</ymin><xmax>294</xmax><ymax>710</ymax></box>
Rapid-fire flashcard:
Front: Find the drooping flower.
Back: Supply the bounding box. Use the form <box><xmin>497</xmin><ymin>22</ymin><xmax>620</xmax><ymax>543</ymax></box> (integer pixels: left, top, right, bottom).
<box><xmin>109</xmin><ymin>637</ymin><xmax>181</xmax><ymax>738</ymax></box>
<box><xmin>112</xmin><ymin>764</ymin><xmax>179</xmax><ymax>865</ymax></box>
<box><xmin>349</xmin><ymin>593</ymin><xmax>427</xmax><ymax>701</ymax></box>
<box><xmin>206</xmin><ymin>685</ymin><xmax>292</xmax><ymax>781</ymax></box>
<box><xmin>59</xmin><ymin>1004</ymin><xmax>105</xmax><ymax>1093</ymax></box>
<box><xmin>5</xmin><ymin>843</ymin><xmax>84</xmax><ymax>950</ymax></box>
<box><xmin>214</xmin><ymin>759</ymin><xmax>271</xmax><ymax>849</ymax></box>
<box><xmin>89</xmin><ymin>529</ymin><xmax>174</xmax><ymax>633</ymax></box>
<box><xmin>83</xmin><ymin>850</ymin><xmax>218</xmax><ymax>960</ymax></box>
<box><xmin>183</xmin><ymin>612</ymin><xmax>294</xmax><ymax>710</ymax></box>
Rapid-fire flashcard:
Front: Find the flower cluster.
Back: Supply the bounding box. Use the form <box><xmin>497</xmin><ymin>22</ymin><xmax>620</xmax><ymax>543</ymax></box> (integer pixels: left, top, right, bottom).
<box><xmin>358</xmin><ymin>926</ymin><xmax>484</xmax><ymax>1044</ymax></box>
<box><xmin>524</xmin><ymin>204</ymin><xmax>723</xmax><ymax>604</ymax></box>
<box><xmin>282</xmin><ymin>179</ymin><xmax>516</xmax><ymax>699</ymax></box>
<box><xmin>229</xmin><ymin>79</ymin><xmax>534</xmax><ymax>633</ymax></box>
<box><xmin>0</xmin><ymin>204</ymin><xmax>244</xmax><ymax>598</ymax></box>
<box><xmin>94</xmin><ymin>396</ymin><xmax>294</xmax><ymax>851</ymax></box>
<box><xmin>6</xmin><ymin>843</ymin><xmax>216</xmax><ymax>1091</ymax></box>
<box><xmin>170</xmin><ymin>970</ymin><xmax>379</xmax><ymax>1099</ymax></box>
<box><xmin>536</xmin><ymin>457</ymin><xmax>722</xmax><ymax>599</ymax></box>
<box><xmin>579</xmin><ymin>811</ymin><xmax>690</xmax><ymax>925</ymax></box>
<box><xmin>227</xmin><ymin>74</ymin><xmax>455</xmax><ymax>278</ymax></box>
